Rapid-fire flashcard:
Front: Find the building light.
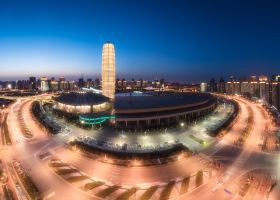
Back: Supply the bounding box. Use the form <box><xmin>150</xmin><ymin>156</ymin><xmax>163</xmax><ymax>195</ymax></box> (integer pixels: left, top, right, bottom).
<box><xmin>102</xmin><ymin>42</ymin><xmax>116</xmax><ymax>99</ymax></box>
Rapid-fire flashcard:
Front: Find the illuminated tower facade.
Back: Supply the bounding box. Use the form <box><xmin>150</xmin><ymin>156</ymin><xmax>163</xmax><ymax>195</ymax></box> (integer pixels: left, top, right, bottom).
<box><xmin>102</xmin><ymin>42</ymin><xmax>115</xmax><ymax>99</ymax></box>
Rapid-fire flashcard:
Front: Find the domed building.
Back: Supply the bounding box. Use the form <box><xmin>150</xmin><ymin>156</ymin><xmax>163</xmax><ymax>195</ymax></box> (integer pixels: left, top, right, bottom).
<box><xmin>53</xmin><ymin>91</ymin><xmax>217</xmax><ymax>129</ymax></box>
<box><xmin>54</xmin><ymin>92</ymin><xmax>111</xmax><ymax>114</ymax></box>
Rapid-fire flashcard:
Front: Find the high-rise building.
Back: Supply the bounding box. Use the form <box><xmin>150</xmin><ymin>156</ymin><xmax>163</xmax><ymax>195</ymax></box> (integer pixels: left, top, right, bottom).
<box><xmin>271</xmin><ymin>82</ymin><xmax>280</xmax><ymax>110</ymax></box>
<box><xmin>259</xmin><ymin>81</ymin><xmax>267</xmax><ymax>102</ymax></box>
<box><xmin>259</xmin><ymin>75</ymin><xmax>268</xmax><ymax>82</ymax></box>
<box><xmin>59</xmin><ymin>77</ymin><xmax>65</xmax><ymax>82</ymax></box>
<box><xmin>265</xmin><ymin>82</ymin><xmax>271</xmax><ymax>105</ymax></box>
<box><xmin>29</xmin><ymin>77</ymin><xmax>36</xmax><ymax>91</ymax></box>
<box><xmin>86</xmin><ymin>78</ymin><xmax>93</xmax><ymax>88</ymax></box>
<box><xmin>94</xmin><ymin>78</ymin><xmax>100</xmax><ymax>88</ymax></box>
<box><xmin>131</xmin><ymin>78</ymin><xmax>136</xmax><ymax>89</ymax></box>
<box><xmin>233</xmin><ymin>82</ymin><xmax>241</xmax><ymax>94</ymax></box>
<box><xmin>136</xmin><ymin>79</ymin><xmax>143</xmax><ymax>89</ymax></box>
<box><xmin>209</xmin><ymin>78</ymin><xmax>217</xmax><ymax>92</ymax></box>
<box><xmin>217</xmin><ymin>78</ymin><xmax>226</xmax><ymax>93</ymax></box>
<box><xmin>102</xmin><ymin>42</ymin><xmax>115</xmax><ymax>99</ymax></box>
<box><xmin>68</xmin><ymin>81</ymin><xmax>76</xmax><ymax>91</ymax></box>
<box><xmin>117</xmin><ymin>78</ymin><xmax>126</xmax><ymax>91</ymax></box>
<box><xmin>16</xmin><ymin>80</ymin><xmax>29</xmax><ymax>90</ymax></box>
<box><xmin>272</xmin><ymin>75</ymin><xmax>280</xmax><ymax>82</ymax></box>
<box><xmin>78</xmin><ymin>77</ymin><xmax>84</xmax><ymax>88</ymax></box>
<box><xmin>59</xmin><ymin>81</ymin><xmax>68</xmax><ymax>91</ymax></box>
<box><xmin>241</xmin><ymin>81</ymin><xmax>250</xmax><ymax>96</ymax></box>
<box><xmin>249</xmin><ymin>81</ymin><xmax>259</xmax><ymax>97</ymax></box>
<box><xmin>200</xmin><ymin>82</ymin><xmax>207</xmax><ymax>92</ymax></box>
<box><xmin>50</xmin><ymin>80</ymin><xmax>59</xmax><ymax>91</ymax></box>
<box><xmin>40</xmin><ymin>77</ymin><xmax>49</xmax><ymax>92</ymax></box>
<box><xmin>249</xmin><ymin>75</ymin><xmax>257</xmax><ymax>82</ymax></box>
<box><xmin>226</xmin><ymin>81</ymin><xmax>240</xmax><ymax>95</ymax></box>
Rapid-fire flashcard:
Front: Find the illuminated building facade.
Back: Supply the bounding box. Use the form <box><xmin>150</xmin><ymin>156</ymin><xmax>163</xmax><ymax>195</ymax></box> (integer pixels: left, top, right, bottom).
<box><xmin>259</xmin><ymin>75</ymin><xmax>268</xmax><ymax>82</ymax></box>
<box><xmin>54</xmin><ymin>92</ymin><xmax>111</xmax><ymax>114</ymax></box>
<box><xmin>226</xmin><ymin>81</ymin><xmax>241</xmax><ymax>95</ymax></box>
<box><xmin>114</xmin><ymin>92</ymin><xmax>216</xmax><ymax>130</ymax></box>
<box><xmin>50</xmin><ymin>80</ymin><xmax>59</xmax><ymax>91</ymax></box>
<box><xmin>102</xmin><ymin>42</ymin><xmax>116</xmax><ymax>99</ymax></box>
<box><xmin>271</xmin><ymin>82</ymin><xmax>280</xmax><ymax>110</ymax></box>
<box><xmin>40</xmin><ymin>77</ymin><xmax>49</xmax><ymax>92</ymax></box>
<box><xmin>200</xmin><ymin>82</ymin><xmax>207</xmax><ymax>92</ymax></box>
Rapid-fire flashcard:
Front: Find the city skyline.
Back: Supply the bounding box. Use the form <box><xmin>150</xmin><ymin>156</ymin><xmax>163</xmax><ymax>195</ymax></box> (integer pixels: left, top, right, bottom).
<box><xmin>1</xmin><ymin>1</ymin><xmax>280</xmax><ymax>200</ymax></box>
<box><xmin>1</xmin><ymin>0</ymin><xmax>280</xmax><ymax>82</ymax></box>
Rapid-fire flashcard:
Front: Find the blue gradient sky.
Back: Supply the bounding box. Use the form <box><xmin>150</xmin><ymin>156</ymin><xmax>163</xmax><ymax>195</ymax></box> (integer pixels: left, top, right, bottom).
<box><xmin>0</xmin><ymin>0</ymin><xmax>280</xmax><ymax>82</ymax></box>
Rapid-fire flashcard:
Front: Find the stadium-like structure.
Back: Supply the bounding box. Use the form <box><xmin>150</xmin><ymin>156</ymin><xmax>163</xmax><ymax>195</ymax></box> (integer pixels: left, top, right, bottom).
<box><xmin>53</xmin><ymin>91</ymin><xmax>217</xmax><ymax>130</ymax></box>
<box><xmin>54</xmin><ymin>92</ymin><xmax>111</xmax><ymax>114</ymax></box>
<box><xmin>114</xmin><ymin>92</ymin><xmax>217</xmax><ymax>130</ymax></box>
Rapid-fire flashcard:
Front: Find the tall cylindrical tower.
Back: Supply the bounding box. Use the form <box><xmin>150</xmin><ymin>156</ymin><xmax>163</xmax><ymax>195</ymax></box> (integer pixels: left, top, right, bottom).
<box><xmin>102</xmin><ymin>42</ymin><xmax>115</xmax><ymax>99</ymax></box>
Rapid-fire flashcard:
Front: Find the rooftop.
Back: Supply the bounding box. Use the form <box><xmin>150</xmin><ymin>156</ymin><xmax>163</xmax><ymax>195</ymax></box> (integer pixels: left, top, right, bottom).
<box><xmin>55</xmin><ymin>92</ymin><xmax>109</xmax><ymax>106</ymax></box>
<box><xmin>114</xmin><ymin>92</ymin><xmax>214</xmax><ymax>111</ymax></box>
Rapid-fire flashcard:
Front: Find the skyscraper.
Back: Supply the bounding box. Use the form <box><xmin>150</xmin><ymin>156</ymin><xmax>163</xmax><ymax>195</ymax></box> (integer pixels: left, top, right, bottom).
<box><xmin>217</xmin><ymin>78</ymin><xmax>226</xmax><ymax>93</ymax></box>
<box><xmin>29</xmin><ymin>76</ymin><xmax>36</xmax><ymax>91</ymax></box>
<box><xmin>40</xmin><ymin>77</ymin><xmax>49</xmax><ymax>92</ymax></box>
<box><xmin>200</xmin><ymin>82</ymin><xmax>207</xmax><ymax>92</ymax></box>
<box><xmin>102</xmin><ymin>42</ymin><xmax>116</xmax><ymax>99</ymax></box>
<box><xmin>209</xmin><ymin>78</ymin><xmax>217</xmax><ymax>92</ymax></box>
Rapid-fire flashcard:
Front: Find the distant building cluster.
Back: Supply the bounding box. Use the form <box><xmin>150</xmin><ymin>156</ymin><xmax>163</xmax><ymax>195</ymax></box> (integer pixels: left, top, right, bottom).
<box><xmin>0</xmin><ymin>77</ymin><xmax>200</xmax><ymax>93</ymax></box>
<box><xmin>116</xmin><ymin>78</ymin><xmax>199</xmax><ymax>92</ymax></box>
<box><xmin>0</xmin><ymin>75</ymin><xmax>201</xmax><ymax>95</ymax></box>
<box><xmin>0</xmin><ymin>41</ymin><xmax>199</xmax><ymax>94</ymax></box>
<box><xmin>0</xmin><ymin>77</ymin><xmax>78</xmax><ymax>92</ymax></box>
<box><xmin>203</xmin><ymin>74</ymin><xmax>280</xmax><ymax>111</ymax></box>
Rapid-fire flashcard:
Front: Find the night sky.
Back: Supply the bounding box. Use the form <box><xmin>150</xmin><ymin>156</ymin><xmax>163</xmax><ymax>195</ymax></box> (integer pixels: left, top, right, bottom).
<box><xmin>0</xmin><ymin>0</ymin><xmax>280</xmax><ymax>82</ymax></box>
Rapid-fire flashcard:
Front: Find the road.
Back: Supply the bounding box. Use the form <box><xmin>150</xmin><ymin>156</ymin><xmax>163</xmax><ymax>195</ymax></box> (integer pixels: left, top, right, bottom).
<box><xmin>0</xmin><ymin>95</ymin><xmax>279</xmax><ymax>200</ymax></box>
<box><xmin>180</xmin><ymin>96</ymin><xmax>279</xmax><ymax>200</ymax></box>
<box><xmin>1</xmin><ymin>99</ymin><xmax>99</xmax><ymax>200</ymax></box>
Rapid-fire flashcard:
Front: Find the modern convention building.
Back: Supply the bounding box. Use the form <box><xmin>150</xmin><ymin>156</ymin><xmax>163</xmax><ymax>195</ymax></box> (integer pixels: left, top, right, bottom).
<box><xmin>53</xmin><ymin>91</ymin><xmax>217</xmax><ymax>130</ymax></box>
<box><xmin>102</xmin><ymin>42</ymin><xmax>116</xmax><ymax>99</ymax></box>
<box><xmin>114</xmin><ymin>92</ymin><xmax>217</xmax><ymax>130</ymax></box>
<box><xmin>54</xmin><ymin>92</ymin><xmax>111</xmax><ymax>114</ymax></box>
<box><xmin>52</xmin><ymin>42</ymin><xmax>217</xmax><ymax>130</ymax></box>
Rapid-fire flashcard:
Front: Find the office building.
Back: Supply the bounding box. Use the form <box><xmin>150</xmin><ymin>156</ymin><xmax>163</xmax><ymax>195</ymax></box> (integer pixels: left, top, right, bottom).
<box><xmin>200</xmin><ymin>82</ymin><xmax>207</xmax><ymax>92</ymax></box>
<box><xmin>102</xmin><ymin>42</ymin><xmax>116</xmax><ymax>99</ymax></box>
<box><xmin>40</xmin><ymin>77</ymin><xmax>49</xmax><ymax>92</ymax></box>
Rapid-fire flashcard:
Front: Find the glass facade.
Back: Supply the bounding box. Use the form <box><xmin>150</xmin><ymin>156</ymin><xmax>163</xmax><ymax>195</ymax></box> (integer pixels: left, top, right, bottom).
<box><xmin>102</xmin><ymin>42</ymin><xmax>115</xmax><ymax>99</ymax></box>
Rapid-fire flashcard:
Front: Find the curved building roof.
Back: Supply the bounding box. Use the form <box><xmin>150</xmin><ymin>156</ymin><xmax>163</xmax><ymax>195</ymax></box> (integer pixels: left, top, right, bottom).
<box><xmin>55</xmin><ymin>92</ymin><xmax>109</xmax><ymax>106</ymax></box>
<box><xmin>114</xmin><ymin>92</ymin><xmax>215</xmax><ymax>114</ymax></box>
